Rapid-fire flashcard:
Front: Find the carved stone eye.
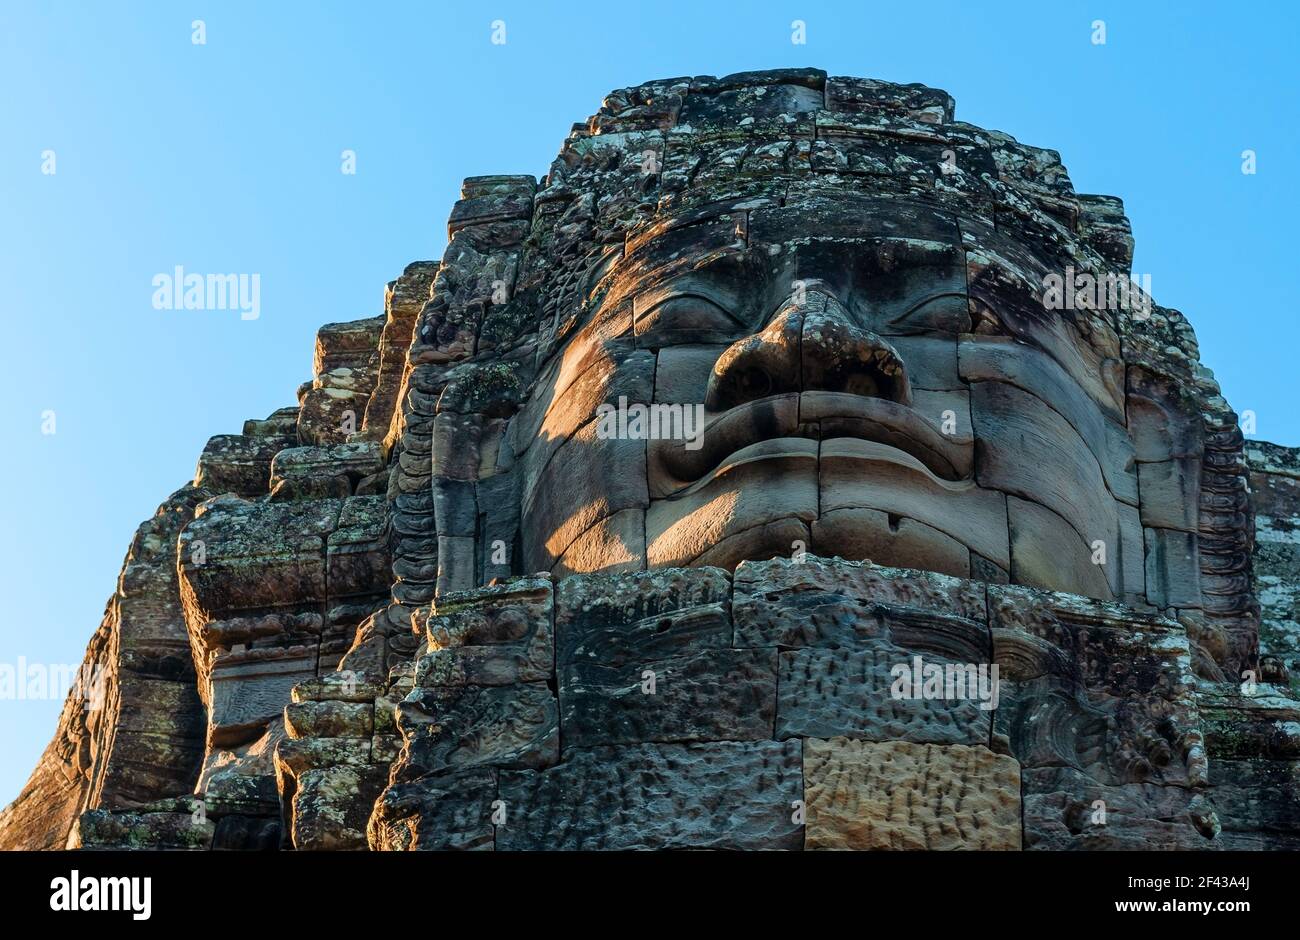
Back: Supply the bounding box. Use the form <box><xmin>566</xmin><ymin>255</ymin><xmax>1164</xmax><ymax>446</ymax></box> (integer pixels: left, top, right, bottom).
<box><xmin>881</xmin><ymin>292</ymin><xmax>975</xmax><ymax>335</ymax></box>
<box><xmin>636</xmin><ymin>294</ymin><xmax>742</xmax><ymax>343</ymax></box>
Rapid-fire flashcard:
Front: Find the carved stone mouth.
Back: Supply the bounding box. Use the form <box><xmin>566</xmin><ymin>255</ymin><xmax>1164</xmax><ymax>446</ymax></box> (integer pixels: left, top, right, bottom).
<box><xmin>653</xmin><ymin>390</ymin><xmax>973</xmax><ymax>491</ymax></box>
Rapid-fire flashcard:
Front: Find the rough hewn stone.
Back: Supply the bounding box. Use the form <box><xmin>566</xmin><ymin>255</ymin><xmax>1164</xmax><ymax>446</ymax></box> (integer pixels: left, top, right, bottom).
<box><xmin>289</xmin><ymin>765</ymin><xmax>386</xmax><ymax>851</ymax></box>
<box><xmin>1021</xmin><ymin>766</ymin><xmax>1218</xmax><ymax>850</ymax></box>
<box><xmin>804</xmin><ymin>738</ymin><xmax>1021</xmax><ymax>850</ymax></box>
<box><xmin>497</xmin><ymin>741</ymin><xmax>803</xmax><ymax>850</ymax></box>
<box><xmin>74</xmin><ymin>807</ymin><xmax>215</xmax><ymax>851</ymax></box>
<box><xmin>369</xmin><ymin>768</ymin><xmax>497</xmax><ymax>851</ymax></box>
<box><xmin>777</xmin><ymin>647</ymin><xmax>991</xmax><ymax>745</ymax></box>
<box><xmin>561</xmin><ymin>648</ymin><xmax>777</xmax><ymax>747</ymax></box>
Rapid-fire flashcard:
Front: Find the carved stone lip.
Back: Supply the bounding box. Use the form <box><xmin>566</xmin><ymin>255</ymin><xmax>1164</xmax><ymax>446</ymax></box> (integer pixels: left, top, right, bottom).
<box><xmin>655</xmin><ymin>390</ymin><xmax>973</xmax><ymax>488</ymax></box>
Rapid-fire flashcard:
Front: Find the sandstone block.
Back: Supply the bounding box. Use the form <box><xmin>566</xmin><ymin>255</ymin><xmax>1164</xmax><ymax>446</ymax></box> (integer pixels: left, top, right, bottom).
<box><xmin>560</xmin><ymin>648</ymin><xmax>777</xmax><ymax>748</ymax></box>
<box><xmin>395</xmin><ymin>682</ymin><xmax>558</xmax><ymax>779</ymax></box>
<box><xmin>290</xmin><ymin>765</ymin><xmax>386</xmax><ymax>851</ymax></box>
<box><xmin>283</xmin><ymin>700</ymin><xmax>374</xmax><ymax>739</ymax></box>
<box><xmin>804</xmin><ymin>738</ymin><xmax>1021</xmax><ymax>850</ymax></box>
<box><xmin>369</xmin><ymin>768</ymin><xmax>498</xmax><ymax>851</ymax></box>
<box><xmin>777</xmin><ymin>647</ymin><xmax>992</xmax><ymax>745</ymax></box>
<box><xmin>75</xmin><ymin>809</ymin><xmax>214</xmax><ymax>851</ymax></box>
<box><xmin>497</xmin><ymin>741</ymin><xmax>803</xmax><ymax>850</ymax></box>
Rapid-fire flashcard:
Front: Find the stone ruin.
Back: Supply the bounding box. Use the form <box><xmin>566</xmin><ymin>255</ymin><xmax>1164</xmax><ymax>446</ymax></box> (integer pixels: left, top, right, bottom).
<box><xmin>2</xmin><ymin>69</ymin><xmax>1298</xmax><ymax>851</ymax></box>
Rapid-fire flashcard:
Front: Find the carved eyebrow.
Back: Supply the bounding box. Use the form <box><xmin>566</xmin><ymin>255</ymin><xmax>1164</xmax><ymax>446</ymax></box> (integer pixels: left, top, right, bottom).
<box><xmin>881</xmin><ymin>290</ymin><xmax>971</xmax><ymax>330</ymax></box>
<box><xmin>640</xmin><ymin>291</ymin><xmax>746</xmax><ymax>327</ymax></box>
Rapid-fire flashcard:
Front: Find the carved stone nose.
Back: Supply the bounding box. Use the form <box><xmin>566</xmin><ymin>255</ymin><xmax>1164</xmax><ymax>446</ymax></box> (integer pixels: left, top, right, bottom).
<box><xmin>705</xmin><ymin>286</ymin><xmax>911</xmax><ymax>412</ymax></box>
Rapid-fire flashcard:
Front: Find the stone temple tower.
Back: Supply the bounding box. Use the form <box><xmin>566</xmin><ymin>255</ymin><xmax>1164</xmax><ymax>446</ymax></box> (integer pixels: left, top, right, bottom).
<box><xmin>3</xmin><ymin>69</ymin><xmax>1298</xmax><ymax>851</ymax></box>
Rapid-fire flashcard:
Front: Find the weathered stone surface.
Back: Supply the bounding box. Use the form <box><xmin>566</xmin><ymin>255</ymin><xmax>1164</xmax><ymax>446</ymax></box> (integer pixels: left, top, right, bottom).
<box><xmin>210</xmin><ymin>646</ymin><xmax>318</xmax><ymax>746</ymax></box>
<box><xmin>497</xmin><ymin>741</ymin><xmax>803</xmax><ymax>850</ymax></box>
<box><xmin>327</xmin><ymin>495</ymin><xmax>392</xmax><ymax>600</ymax></box>
<box><xmin>418</xmin><ymin>577</ymin><xmax>553</xmax><ymax>687</ymax></box>
<box><xmin>1208</xmin><ymin>757</ymin><xmax>1300</xmax><ymax>850</ymax></box>
<box><xmin>366</xmin><ymin>261</ymin><xmax>438</xmax><ymax>443</ymax></box>
<box><xmin>817</xmin><ymin>438</ymin><xmax>1007</xmax><ymax>568</ymax></box>
<box><xmin>653</xmin><ymin>344</ymin><xmax>726</xmax><ymax>404</ymax></box>
<box><xmin>971</xmin><ymin>381</ymin><xmax>1121</xmax><ymax>584</ymax></box>
<box><xmin>284</xmin><ymin>700</ymin><xmax>374</xmax><ymax>739</ymax></box>
<box><xmin>554</xmin><ymin>506</ymin><xmax>646</xmax><ymax>577</ymax></box>
<box><xmin>196</xmin><ymin>434</ymin><xmax>291</xmax><ymax>496</ymax></box>
<box><xmin>804</xmin><ymin>739</ymin><xmax>1021</xmax><ymax>850</ymax></box>
<box><xmin>648</xmin><ymin>439</ymin><xmax>817</xmax><ymax>566</ymax></box>
<box><xmin>212</xmin><ymin>815</ymin><xmax>281</xmax><ymax>850</ymax></box>
<box><xmin>74</xmin><ymin>807</ymin><xmax>214</xmax><ymax>851</ymax></box>
<box><xmin>555</xmin><ymin>565</ymin><xmax>732</xmax><ymax>658</ymax></box>
<box><xmin>1007</xmin><ymin>494</ymin><xmax>1113</xmax><ymax>599</ymax></box>
<box><xmin>1144</xmin><ymin>526</ymin><xmax>1201</xmax><ymax>609</ymax></box>
<box><xmin>812</xmin><ymin>507</ymin><xmax>972</xmax><ymax>579</ymax></box>
<box><xmin>179</xmin><ymin>498</ymin><xmax>342</xmax><ymax>614</ymax></box>
<box><xmin>314</xmin><ymin>316</ymin><xmax>383</xmax><ymax>375</ymax></box>
<box><xmin>243</xmin><ymin>406</ymin><xmax>299</xmax><ymax>440</ymax></box>
<box><xmin>734</xmin><ymin>555</ymin><xmax>986</xmax><ymax>648</ymax></box>
<box><xmin>273</xmin><ymin>736</ymin><xmax>372</xmax><ymax>776</ymax></box>
<box><xmin>1247</xmin><ymin>440</ymin><xmax>1300</xmax><ymax>691</ymax></box>
<box><xmin>991</xmin><ymin>584</ymin><xmax>1207</xmax><ymax>790</ymax></box>
<box><xmin>299</xmin><ymin>379</ymin><xmax>372</xmax><ymax>447</ymax></box>
<box><xmin>291</xmin><ymin>671</ymin><xmax>384</xmax><ymax>703</ymax></box>
<box><xmin>201</xmin><ymin>735</ymin><xmax>283</xmax><ymax>817</ymax></box>
<box><xmin>561</xmin><ymin>648</ymin><xmax>777</xmax><ymax>748</ymax></box>
<box><xmin>394</xmin><ymin>682</ymin><xmax>558</xmax><ymax>778</ymax></box>
<box><xmin>826</xmin><ymin>75</ymin><xmax>953</xmax><ymax>122</ymax></box>
<box><xmin>369</xmin><ymin>768</ymin><xmax>497</xmax><ymax>851</ymax></box>
<box><xmin>1137</xmin><ymin>458</ymin><xmax>1201</xmax><ymax>533</ymax></box>
<box><xmin>1198</xmin><ymin>684</ymin><xmax>1300</xmax><ymax>762</ymax></box>
<box><xmin>289</xmin><ymin>765</ymin><xmax>386</xmax><ymax>851</ymax></box>
<box><xmin>389</xmin><ymin>578</ymin><xmax>561</xmax><ymax>793</ymax></box>
<box><xmin>270</xmin><ymin>442</ymin><xmax>384</xmax><ymax>500</ymax></box>
<box><xmin>959</xmin><ymin>334</ymin><xmax>1137</xmax><ymax>503</ymax></box>
<box><xmin>522</xmin><ymin>415</ymin><xmax>649</xmax><ymax>569</ymax></box>
<box><xmin>777</xmin><ymin>647</ymin><xmax>992</xmax><ymax>745</ymax></box>
<box><xmin>1021</xmin><ymin>766</ymin><xmax>1218</xmax><ymax>850</ymax></box>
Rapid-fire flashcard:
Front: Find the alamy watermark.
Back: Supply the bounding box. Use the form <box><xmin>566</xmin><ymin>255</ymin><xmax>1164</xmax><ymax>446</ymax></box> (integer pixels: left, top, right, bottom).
<box><xmin>50</xmin><ymin>870</ymin><xmax>151</xmax><ymax>920</ymax></box>
<box><xmin>890</xmin><ymin>655</ymin><xmax>1000</xmax><ymax>711</ymax></box>
<box><xmin>595</xmin><ymin>396</ymin><xmax>705</xmax><ymax>450</ymax></box>
<box><xmin>152</xmin><ymin>266</ymin><xmax>260</xmax><ymax>320</ymax></box>
<box><xmin>1042</xmin><ymin>266</ymin><xmax>1151</xmax><ymax>319</ymax></box>
<box><xmin>0</xmin><ymin>658</ymin><xmax>107</xmax><ymax>709</ymax></box>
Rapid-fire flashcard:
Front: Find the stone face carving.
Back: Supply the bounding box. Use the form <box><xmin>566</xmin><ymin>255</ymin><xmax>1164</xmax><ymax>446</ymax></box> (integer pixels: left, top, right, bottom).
<box><xmin>387</xmin><ymin>72</ymin><xmax>1256</xmax><ymax>695</ymax></box>
<box><xmin>3</xmin><ymin>70</ymin><xmax>1298</xmax><ymax>852</ymax></box>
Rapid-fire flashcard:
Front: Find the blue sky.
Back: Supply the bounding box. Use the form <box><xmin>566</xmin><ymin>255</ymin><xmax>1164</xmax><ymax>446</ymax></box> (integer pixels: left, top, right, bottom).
<box><xmin>1</xmin><ymin>0</ymin><xmax>1296</xmax><ymax>805</ymax></box>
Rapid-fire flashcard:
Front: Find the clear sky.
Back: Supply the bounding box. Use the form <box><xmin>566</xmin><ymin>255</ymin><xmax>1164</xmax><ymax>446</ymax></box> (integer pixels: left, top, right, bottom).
<box><xmin>1</xmin><ymin>0</ymin><xmax>1296</xmax><ymax>806</ymax></box>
